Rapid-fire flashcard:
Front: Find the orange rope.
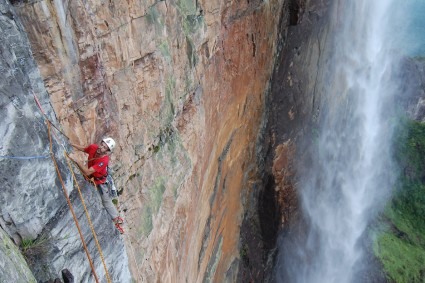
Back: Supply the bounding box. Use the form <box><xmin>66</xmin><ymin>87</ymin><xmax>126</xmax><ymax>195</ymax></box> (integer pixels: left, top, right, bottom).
<box><xmin>33</xmin><ymin>91</ymin><xmax>69</xmax><ymax>140</ymax></box>
<box><xmin>35</xmin><ymin>92</ymin><xmax>114</xmax><ymax>282</ymax></box>
<box><xmin>64</xmin><ymin>153</ymin><xmax>112</xmax><ymax>283</ymax></box>
<box><xmin>47</xmin><ymin>121</ymin><xmax>100</xmax><ymax>283</ymax></box>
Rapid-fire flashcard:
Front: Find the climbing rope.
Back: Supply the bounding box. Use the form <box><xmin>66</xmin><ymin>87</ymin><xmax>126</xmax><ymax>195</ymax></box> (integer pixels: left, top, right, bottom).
<box><xmin>0</xmin><ymin>155</ymin><xmax>49</xmax><ymax>159</ymax></box>
<box><xmin>47</xmin><ymin>121</ymin><xmax>100</xmax><ymax>283</ymax></box>
<box><xmin>35</xmin><ymin>92</ymin><xmax>111</xmax><ymax>282</ymax></box>
<box><xmin>33</xmin><ymin>91</ymin><xmax>69</xmax><ymax>141</ymax></box>
<box><xmin>64</xmin><ymin>153</ymin><xmax>112</xmax><ymax>283</ymax></box>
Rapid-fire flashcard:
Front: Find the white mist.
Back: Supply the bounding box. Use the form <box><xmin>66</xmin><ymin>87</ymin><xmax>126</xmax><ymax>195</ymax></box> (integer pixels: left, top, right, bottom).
<box><xmin>275</xmin><ymin>0</ymin><xmax>407</xmax><ymax>282</ymax></box>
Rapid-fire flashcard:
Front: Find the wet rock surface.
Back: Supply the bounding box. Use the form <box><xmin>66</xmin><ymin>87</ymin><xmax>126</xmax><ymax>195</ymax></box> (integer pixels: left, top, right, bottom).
<box><xmin>398</xmin><ymin>58</ymin><xmax>425</xmax><ymax>121</ymax></box>
<box><xmin>237</xmin><ymin>0</ymin><xmax>333</xmax><ymax>281</ymax></box>
<box><xmin>244</xmin><ymin>0</ymin><xmax>425</xmax><ymax>281</ymax></box>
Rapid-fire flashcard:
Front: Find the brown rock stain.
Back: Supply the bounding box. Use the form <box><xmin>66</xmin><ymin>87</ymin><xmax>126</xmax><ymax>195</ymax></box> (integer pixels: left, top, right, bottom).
<box><xmin>14</xmin><ymin>0</ymin><xmax>285</xmax><ymax>281</ymax></box>
<box><xmin>178</xmin><ymin>3</ymin><xmax>282</xmax><ymax>282</ymax></box>
<box><xmin>272</xmin><ymin>141</ymin><xmax>298</xmax><ymax>226</ymax></box>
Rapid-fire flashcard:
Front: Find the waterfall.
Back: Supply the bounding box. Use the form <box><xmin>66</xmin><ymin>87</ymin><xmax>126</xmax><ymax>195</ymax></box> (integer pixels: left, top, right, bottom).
<box><xmin>274</xmin><ymin>0</ymin><xmax>411</xmax><ymax>282</ymax></box>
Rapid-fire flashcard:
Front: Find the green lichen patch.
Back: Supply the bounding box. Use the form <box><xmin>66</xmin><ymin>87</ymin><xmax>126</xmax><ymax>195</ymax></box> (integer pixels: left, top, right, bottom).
<box><xmin>136</xmin><ymin>123</ymin><xmax>192</xmax><ymax>237</ymax></box>
<box><xmin>183</xmin><ymin>14</ymin><xmax>204</xmax><ymax>35</ymax></box>
<box><xmin>161</xmin><ymin>77</ymin><xmax>176</xmax><ymax>125</ymax></box>
<box><xmin>186</xmin><ymin>36</ymin><xmax>197</xmax><ymax>67</ymax></box>
<box><xmin>138</xmin><ymin>177</ymin><xmax>166</xmax><ymax>237</ymax></box>
<box><xmin>146</xmin><ymin>5</ymin><xmax>164</xmax><ymax>32</ymax></box>
<box><xmin>159</xmin><ymin>41</ymin><xmax>171</xmax><ymax>62</ymax></box>
<box><xmin>0</xmin><ymin>229</ymin><xmax>36</xmax><ymax>282</ymax></box>
<box><xmin>139</xmin><ymin>206</ymin><xmax>153</xmax><ymax>237</ymax></box>
<box><xmin>176</xmin><ymin>0</ymin><xmax>197</xmax><ymax>16</ymax></box>
<box><xmin>149</xmin><ymin>177</ymin><xmax>167</xmax><ymax>214</ymax></box>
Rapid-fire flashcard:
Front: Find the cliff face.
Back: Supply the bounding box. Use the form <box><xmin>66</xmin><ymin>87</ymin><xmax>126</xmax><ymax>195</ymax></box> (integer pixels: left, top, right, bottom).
<box><xmin>0</xmin><ymin>228</ymin><xmax>36</xmax><ymax>282</ymax></box>
<box><xmin>235</xmin><ymin>0</ymin><xmax>336</xmax><ymax>281</ymax></box>
<box><xmin>1</xmin><ymin>0</ymin><xmax>285</xmax><ymax>281</ymax></box>
<box><xmin>5</xmin><ymin>0</ymin><xmax>423</xmax><ymax>281</ymax></box>
<box><xmin>0</xmin><ymin>0</ymin><xmax>56</xmax><ymax>244</ymax></box>
<box><xmin>0</xmin><ymin>1</ymin><xmax>130</xmax><ymax>282</ymax></box>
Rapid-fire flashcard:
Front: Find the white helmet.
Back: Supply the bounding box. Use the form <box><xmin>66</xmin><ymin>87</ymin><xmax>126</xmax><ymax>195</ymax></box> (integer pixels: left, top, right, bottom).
<box><xmin>102</xmin><ymin>137</ymin><xmax>116</xmax><ymax>152</ymax></box>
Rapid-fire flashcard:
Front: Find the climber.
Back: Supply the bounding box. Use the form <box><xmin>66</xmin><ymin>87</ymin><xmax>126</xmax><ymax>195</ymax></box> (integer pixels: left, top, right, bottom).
<box><xmin>69</xmin><ymin>138</ymin><xmax>124</xmax><ymax>234</ymax></box>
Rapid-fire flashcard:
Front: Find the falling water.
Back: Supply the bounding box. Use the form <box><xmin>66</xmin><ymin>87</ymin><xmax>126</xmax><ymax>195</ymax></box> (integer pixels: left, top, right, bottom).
<box><xmin>274</xmin><ymin>0</ymin><xmax>414</xmax><ymax>282</ymax></box>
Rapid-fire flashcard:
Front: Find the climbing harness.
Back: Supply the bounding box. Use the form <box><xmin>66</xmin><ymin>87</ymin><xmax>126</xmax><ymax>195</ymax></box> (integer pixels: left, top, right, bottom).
<box><xmin>93</xmin><ymin>175</ymin><xmax>108</xmax><ymax>182</ymax></box>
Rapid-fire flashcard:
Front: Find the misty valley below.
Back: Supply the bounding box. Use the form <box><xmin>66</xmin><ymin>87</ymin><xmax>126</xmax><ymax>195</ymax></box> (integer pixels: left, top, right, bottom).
<box><xmin>269</xmin><ymin>1</ymin><xmax>425</xmax><ymax>282</ymax></box>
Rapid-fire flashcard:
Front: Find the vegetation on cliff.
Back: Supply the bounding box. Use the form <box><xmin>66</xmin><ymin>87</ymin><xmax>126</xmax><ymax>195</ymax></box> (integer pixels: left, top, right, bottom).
<box><xmin>374</xmin><ymin>118</ymin><xmax>425</xmax><ymax>282</ymax></box>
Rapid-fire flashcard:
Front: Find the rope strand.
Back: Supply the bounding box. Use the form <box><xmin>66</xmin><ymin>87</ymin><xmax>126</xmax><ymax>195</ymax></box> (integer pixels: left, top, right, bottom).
<box><xmin>34</xmin><ymin>92</ymin><xmax>112</xmax><ymax>283</ymax></box>
<box><xmin>0</xmin><ymin>155</ymin><xmax>49</xmax><ymax>159</ymax></box>
<box><xmin>35</xmin><ymin>91</ymin><xmax>114</xmax><ymax>282</ymax></box>
<box><xmin>64</xmin><ymin>153</ymin><xmax>112</xmax><ymax>283</ymax></box>
<box><xmin>47</xmin><ymin>121</ymin><xmax>100</xmax><ymax>283</ymax></box>
<box><xmin>33</xmin><ymin>91</ymin><xmax>70</xmax><ymax>140</ymax></box>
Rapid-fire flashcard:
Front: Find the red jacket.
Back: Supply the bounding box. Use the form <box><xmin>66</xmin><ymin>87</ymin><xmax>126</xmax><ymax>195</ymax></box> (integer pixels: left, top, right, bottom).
<box><xmin>84</xmin><ymin>144</ymin><xmax>109</xmax><ymax>185</ymax></box>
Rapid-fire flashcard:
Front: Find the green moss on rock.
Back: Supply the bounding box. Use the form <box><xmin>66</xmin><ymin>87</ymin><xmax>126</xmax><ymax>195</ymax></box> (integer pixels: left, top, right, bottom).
<box><xmin>146</xmin><ymin>5</ymin><xmax>164</xmax><ymax>32</ymax></box>
<box><xmin>374</xmin><ymin>232</ymin><xmax>425</xmax><ymax>283</ymax></box>
<box><xmin>140</xmin><ymin>206</ymin><xmax>153</xmax><ymax>237</ymax></box>
<box><xmin>374</xmin><ymin>119</ymin><xmax>425</xmax><ymax>282</ymax></box>
<box><xmin>150</xmin><ymin>177</ymin><xmax>166</xmax><ymax>214</ymax></box>
<box><xmin>0</xmin><ymin>229</ymin><xmax>36</xmax><ymax>282</ymax></box>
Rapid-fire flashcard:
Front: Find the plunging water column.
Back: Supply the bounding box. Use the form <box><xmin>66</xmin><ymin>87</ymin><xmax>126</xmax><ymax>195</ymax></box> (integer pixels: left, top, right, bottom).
<box><xmin>274</xmin><ymin>1</ymin><xmax>405</xmax><ymax>282</ymax></box>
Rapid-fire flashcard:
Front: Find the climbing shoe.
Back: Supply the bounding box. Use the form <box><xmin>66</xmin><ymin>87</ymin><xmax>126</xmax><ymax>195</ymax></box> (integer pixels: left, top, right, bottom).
<box><xmin>115</xmin><ymin>222</ymin><xmax>124</xmax><ymax>234</ymax></box>
<box><xmin>113</xmin><ymin>216</ymin><xmax>124</xmax><ymax>225</ymax></box>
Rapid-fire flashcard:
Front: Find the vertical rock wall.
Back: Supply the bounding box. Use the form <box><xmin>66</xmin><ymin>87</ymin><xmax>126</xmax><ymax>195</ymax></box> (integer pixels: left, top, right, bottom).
<box><xmin>11</xmin><ymin>0</ymin><xmax>285</xmax><ymax>281</ymax></box>
<box><xmin>264</xmin><ymin>0</ymin><xmax>333</xmax><ymax>243</ymax></box>
<box><xmin>0</xmin><ymin>0</ymin><xmax>60</xmax><ymax>244</ymax></box>
<box><xmin>236</xmin><ymin>0</ymin><xmax>335</xmax><ymax>280</ymax></box>
<box><xmin>0</xmin><ymin>0</ymin><xmax>130</xmax><ymax>281</ymax></box>
<box><xmin>266</xmin><ymin>0</ymin><xmax>334</xmax><ymax>230</ymax></box>
<box><xmin>0</xmin><ymin>228</ymin><xmax>36</xmax><ymax>282</ymax></box>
